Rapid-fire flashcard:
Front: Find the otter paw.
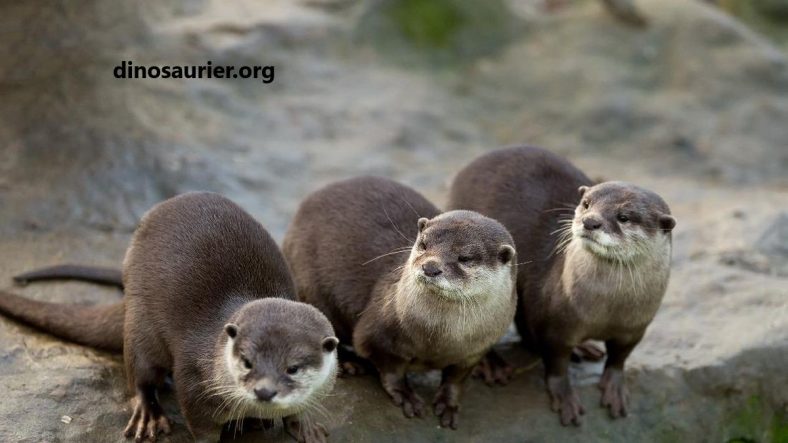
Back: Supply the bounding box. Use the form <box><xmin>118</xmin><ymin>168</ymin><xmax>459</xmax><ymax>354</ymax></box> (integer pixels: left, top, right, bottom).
<box><xmin>284</xmin><ymin>417</ymin><xmax>328</xmax><ymax>443</ymax></box>
<box><xmin>571</xmin><ymin>341</ymin><xmax>606</xmax><ymax>362</ymax></box>
<box><xmin>432</xmin><ymin>389</ymin><xmax>460</xmax><ymax>429</ymax></box>
<box><xmin>340</xmin><ymin>361</ymin><xmax>366</xmax><ymax>377</ymax></box>
<box><xmin>472</xmin><ymin>353</ymin><xmax>513</xmax><ymax>386</ymax></box>
<box><xmin>547</xmin><ymin>376</ymin><xmax>585</xmax><ymax>426</ymax></box>
<box><xmin>122</xmin><ymin>398</ymin><xmax>171</xmax><ymax>442</ymax></box>
<box><xmin>389</xmin><ymin>387</ymin><xmax>425</xmax><ymax>418</ymax></box>
<box><xmin>599</xmin><ymin>368</ymin><xmax>629</xmax><ymax>418</ymax></box>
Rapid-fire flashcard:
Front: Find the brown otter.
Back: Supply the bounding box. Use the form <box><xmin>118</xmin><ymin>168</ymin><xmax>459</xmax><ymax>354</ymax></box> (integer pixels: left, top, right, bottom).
<box><xmin>0</xmin><ymin>192</ymin><xmax>339</xmax><ymax>443</ymax></box>
<box><xmin>282</xmin><ymin>176</ymin><xmax>517</xmax><ymax>429</ymax></box>
<box><xmin>448</xmin><ymin>146</ymin><xmax>675</xmax><ymax>425</ymax></box>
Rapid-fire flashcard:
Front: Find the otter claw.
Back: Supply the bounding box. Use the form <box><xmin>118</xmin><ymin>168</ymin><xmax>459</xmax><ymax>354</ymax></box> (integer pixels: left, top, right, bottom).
<box><xmin>472</xmin><ymin>352</ymin><xmax>513</xmax><ymax>386</ymax></box>
<box><xmin>390</xmin><ymin>388</ymin><xmax>425</xmax><ymax>418</ymax></box>
<box><xmin>433</xmin><ymin>388</ymin><xmax>460</xmax><ymax>429</ymax></box>
<box><xmin>340</xmin><ymin>361</ymin><xmax>366</xmax><ymax>377</ymax></box>
<box><xmin>599</xmin><ymin>368</ymin><xmax>629</xmax><ymax>418</ymax></box>
<box><xmin>571</xmin><ymin>341</ymin><xmax>606</xmax><ymax>362</ymax></box>
<box><xmin>547</xmin><ymin>375</ymin><xmax>585</xmax><ymax>426</ymax></box>
<box><xmin>123</xmin><ymin>396</ymin><xmax>171</xmax><ymax>442</ymax></box>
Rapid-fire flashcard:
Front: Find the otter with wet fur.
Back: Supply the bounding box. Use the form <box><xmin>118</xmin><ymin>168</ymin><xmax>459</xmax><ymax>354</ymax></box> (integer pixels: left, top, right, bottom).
<box><xmin>448</xmin><ymin>146</ymin><xmax>675</xmax><ymax>426</ymax></box>
<box><xmin>283</xmin><ymin>176</ymin><xmax>517</xmax><ymax>429</ymax></box>
<box><xmin>0</xmin><ymin>192</ymin><xmax>339</xmax><ymax>443</ymax></box>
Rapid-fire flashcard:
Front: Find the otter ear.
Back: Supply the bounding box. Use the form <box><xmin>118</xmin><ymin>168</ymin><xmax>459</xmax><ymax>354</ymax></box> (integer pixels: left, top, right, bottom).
<box><xmin>578</xmin><ymin>186</ymin><xmax>590</xmax><ymax>197</ymax></box>
<box><xmin>322</xmin><ymin>336</ymin><xmax>339</xmax><ymax>353</ymax></box>
<box><xmin>498</xmin><ymin>244</ymin><xmax>515</xmax><ymax>265</ymax></box>
<box><xmin>417</xmin><ymin>218</ymin><xmax>429</xmax><ymax>233</ymax></box>
<box><xmin>224</xmin><ymin>323</ymin><xmax>238</xmax><ymax>339</ymax></box>
<box><xmin>658</xmin><ymin>214</ymin><xmax>676</xmax><ymax>232</ymax></box>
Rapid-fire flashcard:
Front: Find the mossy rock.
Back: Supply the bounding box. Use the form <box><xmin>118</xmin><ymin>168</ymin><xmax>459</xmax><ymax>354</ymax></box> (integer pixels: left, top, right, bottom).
<box><xmin>718</xmin><ymin>0</ymin><xmax>788</xmax><ymax>49</ymax></box>
<box><xmin>752</xmin><ymin>0</ymin><xmax>788</xmax><ymax>21</ymax></box>
<box><xmin>723</xmin><ymin>395</ymin><xmax>788</xmax><ymax>443</ymax></box>
<box><xmin>354</xmin><ymin>0</ymin><xmax>521</xmax><ymax>64</ymax></box>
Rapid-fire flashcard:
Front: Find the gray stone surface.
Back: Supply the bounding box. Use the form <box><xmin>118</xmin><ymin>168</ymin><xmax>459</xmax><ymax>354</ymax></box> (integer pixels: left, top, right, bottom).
<box><xmin>0</xmin><ymin>0</ymin><xmax>786</xmax><ymax>441</ymax></box>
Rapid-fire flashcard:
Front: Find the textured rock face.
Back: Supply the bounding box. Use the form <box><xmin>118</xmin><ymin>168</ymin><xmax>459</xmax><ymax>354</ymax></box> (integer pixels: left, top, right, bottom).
<box><xmin>0</xmin><ymin>0</ymin><xmax>786</xmax><ymax>442</ymax></box>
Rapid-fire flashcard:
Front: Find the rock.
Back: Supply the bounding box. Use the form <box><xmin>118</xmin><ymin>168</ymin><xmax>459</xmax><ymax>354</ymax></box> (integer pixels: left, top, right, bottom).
<box><xmin>0</xmin><ymin>0</ymin><xmax>786</xmax><ymax>441</ymax></box>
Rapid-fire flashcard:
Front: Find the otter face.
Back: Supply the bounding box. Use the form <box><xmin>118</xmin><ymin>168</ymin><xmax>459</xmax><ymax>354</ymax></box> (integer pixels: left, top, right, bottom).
<box><xmin>572</xmin><ymin>182</ymin><xmax>675</xmax><ymax>262</ymax></box>
<box><xmin>219</xmin><ymin>300</ymin><xmax>338</xmax><ymax>418</ymax></box>
<box><xmin>409</xmin><ymin>211</ymin><xmax>515</xmax><ymax>301</ymax></box>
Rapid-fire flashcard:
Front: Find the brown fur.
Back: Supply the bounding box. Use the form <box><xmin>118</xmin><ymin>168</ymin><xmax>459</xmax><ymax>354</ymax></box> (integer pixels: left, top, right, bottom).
<box><xmin>0</xmin><ymin>292</ymin><xmax>124</xmax><ymax>351</ymax></box>
<box><xmin>283</xmin><ymin>176</ymin><xmax>517</xmax><ymax>429</ymax></box>
<box><xmin>448</xmin><ymin>146</ymin><xmax>675</xmax><ymax>425</ymax></box>
<box><xmin>0</xmin><ymin>192</ymin><xmax>338</xmax><ymax>443</ymax></box>
<box><xmin>14</xmin><ymin>264</ymin><xmax>124</xmax><ymax>288</ymax></box>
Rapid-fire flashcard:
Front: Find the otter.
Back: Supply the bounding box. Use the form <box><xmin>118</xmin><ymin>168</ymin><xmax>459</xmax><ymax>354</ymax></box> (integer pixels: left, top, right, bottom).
<box><xmin>0</xmin><ymin>192</ymin><xmax>339</xmax><ymax>443</ymax></box>
<box><xmin>448</xmin><ymin>146</ymin><xmax>675</xmax><ymax>426</ymax></box>
<box><xmin>282</xmin><ymin>176</ymin><xmax>517</xmax><ymax>429</ymax></box>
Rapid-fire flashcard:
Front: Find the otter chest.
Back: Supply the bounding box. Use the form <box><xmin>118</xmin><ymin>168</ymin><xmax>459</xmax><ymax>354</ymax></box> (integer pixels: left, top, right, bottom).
<box><xmin>398</xmin><ymin>302</ymin><xmax>503</xmax><ymax>369</ymax></box>
<box><xmin>567</xmin><ymin>271</ymin><xmax>666</xmax><ymax>341</ymax></box>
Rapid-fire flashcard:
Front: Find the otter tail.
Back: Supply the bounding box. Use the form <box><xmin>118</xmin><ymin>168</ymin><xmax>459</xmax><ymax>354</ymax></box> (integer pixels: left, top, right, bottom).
<box><xmin>14</xmin><ymin>264</ymin><xmax>123</xmax><ymax>289</ymax></box>
<box><xmin>0</xmin><ymin>290</ymin><xmax>124</xmax><ymax>352</ymax></box>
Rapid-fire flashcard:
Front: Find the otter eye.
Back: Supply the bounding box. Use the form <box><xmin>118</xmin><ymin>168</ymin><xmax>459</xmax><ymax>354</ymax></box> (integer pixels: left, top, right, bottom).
<box><xmin>582</xmin><ymin>200</ymin><xmax>589</xmax><ymax>209</ymax></box>
<box><xmin>458</xmin><ymin>255</ymin><xmax>473</xmax><ymax>264</ymax></box>
<box><xmin>241</xmin><ymin>357</ymin><xmax>253</xmax><ymax>370</ymax></box>
<box><xmin>286</xmin><ymin>365</ymin><xmax>300</xmax><ymax>375</ymax></box>
<box><xmin>418</xmin><ymin>241</ymin><xmax>427</xmax><ymax>251</ymax></box>
<box><xmin>617</xmin><ymin>214</ymin><xmax>629</xmax><ymax>223</ymax></box>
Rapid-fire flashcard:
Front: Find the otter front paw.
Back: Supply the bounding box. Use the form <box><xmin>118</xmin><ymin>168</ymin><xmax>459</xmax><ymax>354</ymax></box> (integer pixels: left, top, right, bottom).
<box><xmin>432</xmin><ymin>386</ymin><xmax>461</xmax><ymax>429</ymax></box>
<box><xmin>599</xmin><ymin>367</ymin><xmax>629</xmax><ymax>418</ymax></box>
<box><xmin>122</xmin><ymin>396</ymin><xmax>171</xmax><ymax>442</ymax></box>
<box><xmin>389</xmin><ymin>386</ymin><xmax>425</xmax><ymax>418</ymax></box>
<box><xmin>472</xmin><ymin>351</ymin><xmax>513</xmax><ymax>386</ymax></box>
<box><xmin>571</xmin><ymin>341</ymin><xmax>606</xmax><ymax>362</ymax></box>
<box><xmin>284</xmin><ymin>416</ymin><xmax>328</xmax><ymax>443</ymax></box>
<box><xmin>547</xmin><ymin>375</ymin><xmax>585</xmax><ymax>426</ymax></box>
<box><xmin>340</xmin><ymin>360</ymin><xmax>366</xmax><ymax>377</ymax></box>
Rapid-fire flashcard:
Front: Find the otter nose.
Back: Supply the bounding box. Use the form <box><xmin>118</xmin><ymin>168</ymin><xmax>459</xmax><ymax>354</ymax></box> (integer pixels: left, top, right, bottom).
<box><xmin>582</xmin><ymin>217</ymin><xmax>602</xmax><ymax>231</ymax></box>
<box><xmin>422</xmin><ymin>261</ymin><xmax>442</xmax><ymax>277</ymax></box>
<box><xmin>254</xmin><ymin>388</ymin><xmax>278</xmax><ymax>402</ymax></box>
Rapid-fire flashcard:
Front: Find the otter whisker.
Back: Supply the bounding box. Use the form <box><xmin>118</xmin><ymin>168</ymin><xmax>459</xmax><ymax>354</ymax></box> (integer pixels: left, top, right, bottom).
<box><xmin>382</xmin><ymin>206</ymin><xmax>414</xmax><ymax>244</ymax></box>
<box><xmin>399</xmin><ymin>195</ymin><xmax>422</xmax><ymax>218</ymax></box>
<box><xmin>361</xmin><ymin>247</ymin><xmax>412</xmax><ymax>266</ymax></box>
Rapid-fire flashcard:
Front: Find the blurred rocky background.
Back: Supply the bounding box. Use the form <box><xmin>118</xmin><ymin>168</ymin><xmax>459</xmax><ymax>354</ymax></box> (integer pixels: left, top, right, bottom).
<box><xmin>0</xmin><ymin>0</ymin><xmax>785</xmax><ymax>441</ymax></box>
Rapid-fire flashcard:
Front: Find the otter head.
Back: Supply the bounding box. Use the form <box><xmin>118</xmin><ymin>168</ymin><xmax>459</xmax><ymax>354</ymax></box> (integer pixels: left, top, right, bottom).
<box><xmin>408</xmin><ymin>210</ymin><xmax>516</xmax><ymax>301</ymax></box>
<box><xmin>222</xmin><ymin>298</ymin><xmax>338</xmax><ymax>415</ymax></box>
<box><xmin>572</xmin><ymin>181</ymin><xmax>675</xmax><ymax>262</ymax></box>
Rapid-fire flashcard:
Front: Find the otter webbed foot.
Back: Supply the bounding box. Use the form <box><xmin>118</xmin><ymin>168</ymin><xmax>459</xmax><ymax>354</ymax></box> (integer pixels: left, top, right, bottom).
<box><xmin>433</xmin><ymin>384</ymin><xmax>461</xmax><ymax>429</ymax></box>
<box><xmin>389</xmin><ymin>385</ymin><xmax>425</xmax><ymax>418</ymax></box>
<box><xmin>340</xmin><ymin>360</ymin><xmax>367</xmax><ymax>376</ymax></box>
<box><xmin>284</xmin><ymin>415</ymin><xmax>328</xmax><ymax>443</ymax></box>
<box><xmin>381</xmin><ymin>372</ymin><xmax>425</xmax><ymax>418</ymax></box>
<box><xmin>472</xmin><ymin>349</ymin><xmax>513</xmax><ymax>386</ymax></box>
<box><xmin>122</xmin><ymin>391</ymin><xmax>171</xmax><ymax>442</ymax></box>
<box><xmin>599</xmin><ymin>367</ymin><xmax>629</xmax><ymax>418</ymax></box>
<box><xmin>571</xmin><ymin>341</ymin><xmax>606</xmax><ymax>362</ymax></box>
<box><xmin>547</xmin><ymin>375</ymin><xmax>585</xmax><ymax>426</ymax></box>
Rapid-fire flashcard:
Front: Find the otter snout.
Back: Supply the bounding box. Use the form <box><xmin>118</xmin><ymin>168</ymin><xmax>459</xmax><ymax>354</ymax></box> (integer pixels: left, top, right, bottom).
<box><xmin>582</xmin><ymin>216</ymin><xmax>603</xmax><ymax>231</ymax></box>
<box><xmin>252</xmin><ymin>378</ymin><xmax>280</xmax><ymax>402</ymax></box>
<box><xmin>254</xmin><ymin>387</ymin><xmax>277</xmax><ymax>402</ymax></box>
<box><xmin>422</xmin><ymin>261</ymin><xmax>443</xmax><ymax>277</ymax></box>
